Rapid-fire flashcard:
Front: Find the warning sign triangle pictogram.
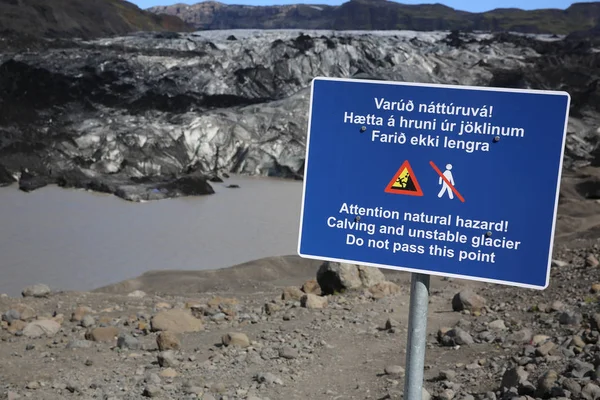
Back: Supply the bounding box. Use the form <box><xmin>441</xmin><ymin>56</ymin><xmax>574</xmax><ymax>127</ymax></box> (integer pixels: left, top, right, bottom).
<box><xmin>384</xmin><ymin>160</ymin><xmax>424</xmax><ymax>196</ymax></box>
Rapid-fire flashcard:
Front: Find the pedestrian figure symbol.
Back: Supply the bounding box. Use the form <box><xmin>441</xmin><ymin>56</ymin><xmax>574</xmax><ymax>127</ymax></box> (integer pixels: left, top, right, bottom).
<box><xmin>437</xmin><ymin>164</ymin><xmax>455</xmax><ymax>199</ymax></box>
<box><xmin>429</xmin><ymin>161</ymin><xmax>465</xmax><ymax>203</ymax></box>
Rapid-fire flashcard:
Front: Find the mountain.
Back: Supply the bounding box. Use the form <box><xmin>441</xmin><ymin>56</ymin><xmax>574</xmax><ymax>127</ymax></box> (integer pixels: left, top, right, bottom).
<box><xmin>0</xmin><ymin>0</ymin><xmax>192</xmax><ymax>40</ymax></box>
<box><xmin>148</xmin><ymin>0</ymin><xmax>600</xmax><ymax>35</ymax></box>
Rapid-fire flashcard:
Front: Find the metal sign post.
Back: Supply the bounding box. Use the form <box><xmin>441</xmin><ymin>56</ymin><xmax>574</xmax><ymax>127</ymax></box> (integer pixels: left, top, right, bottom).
<box><xmin>404</xmin><ymin>273</ymin><xmax>430</xmax><ymax>400</ymax></box>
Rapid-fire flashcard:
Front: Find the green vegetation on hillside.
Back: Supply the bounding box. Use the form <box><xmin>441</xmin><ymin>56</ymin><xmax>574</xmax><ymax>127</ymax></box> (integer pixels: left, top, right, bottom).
<box><xmin>0</xmin><ymin>0</ymin><xmax>192</xmax><ymax>40</ymax></box>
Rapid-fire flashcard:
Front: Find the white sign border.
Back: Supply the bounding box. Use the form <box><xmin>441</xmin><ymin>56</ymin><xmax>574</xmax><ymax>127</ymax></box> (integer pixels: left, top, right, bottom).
<box><xmin>297</xmin><ymin>76</ymin><xmax>572</xmax><ymax>290</ymax></box>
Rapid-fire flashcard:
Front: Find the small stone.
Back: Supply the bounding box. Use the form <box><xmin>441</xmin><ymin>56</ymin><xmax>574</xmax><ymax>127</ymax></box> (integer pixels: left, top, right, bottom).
<box><xmin>117</xmin><ymin>334</ymin><xmax>141</xmax><ymax>350</ymax></box>
<box><xmin>159</xmin><ymin>368</ymin><xmax>178</xmax><ymax>378</ymax></box>
<box><xmin>452</xmin><ymin>290</ymin><xmax>486</xmax><ymax>312</ymax></box>
<box><xmin>52</xmin><ymin>313</ymin><xmax>64</xmax><ymax>325</ymax></box>
<box><xmin>563</xmin><ymin>379</ymin><xmax>582</xmax><ymax>396</ymax></box>
<box><xmin>281</xmin><ymin>287</ymin><xmax>304</xmax><ymax>301</ymax></box>
<box><xmin>155</xmin><ymin>302</ymin><xmax>171</xmax><ymax>310</ymax></box>
<box><xmin>157</xmin><ymin>331</ymin><xmax>181</xmax><ymax>351</ymax></box>
<box><xmin>550</xmin><ymin>300</ymin><xmax>565</xmax><ymax>311</ymax></box>
<box><xmin>85</xmin><ymin>327</ymin><xmax>119</xmax><ymax>343</ymax></box>
<box><xmin>301</xmin><ymin>293</ymin><xmax>328</xmax><ymax>309</ymax></box>
<box><xmin>559</xmin><ymin>311</ymin><xmax>582</xmax><ymax>326</ymax></box>
<box><xmin>128</xmin><ymin>290</ymin><xmax>146</xmax><ymax>298</ymax></box>
<box><xmin>80</xmin><ymin>315</ymin><xmax>95</xmax><ymax>328</ymax></box>
<box><xmin>587</xmin><ymin>254</ymin><xmax>599</xmax><ymax>267</ymax></box>
<box><xmin>7</xmin><ymin>391</ymin><xmax>20</xmax><ymax>400</ymax></box>
<box><xmin>12</xmin><ymin>304</ymin><xmax>36</xmax><ymax>321</ymax></box>
<box><xmin>536</xmin><ymin>341</ymin><xmax>555</xmax><ymax>356</ymax></box>
<box><xmin>357</xmin><ymin>265</ymin><xmax>386</xmax><ymax>287</ymax></box>
<box><xmin>7</xmin><ymin>320</ymin><xmax>27</xmax><ymax>335</ymax></box>
<box><xmin>71</xmin><ymin>306</ymin><xmax>92</xmax><ymax>322</ymax></box>
<box><xmin>66</xmin><ymin>339</ymin><xmax>91</xmax><ymax>349</ymax></box>
<box><xmin>222</xmin><ymin>332</ymin><xmax>250</xmax><ymax>348</ymax></box>
<box><xmin>368</xmin><ymin>281</ymin><xmax>400</xmax><ymax>299</ymax></box>
<box><xmin>157</xmin><ymin>350</ymin><xmax>179</xmax><ymax>367</ymax></box>
<box><xmin>22</xmin><ymin>320</ymin><xmax>61</xmax><ymax>338</ymax></box>
<box><xmin>302</xmin><ymin>279</ymin><xmax>322</xmax><ymax>295</ymax></box>
<box><xmin>422</xmin><ymin>388</ymin><xmax>432</xmax><ymax>400</ymax></box>
<box><xmin>255</xmin><ymin>372</ymin><xmax>283</xmax><ymax>385</ymax></box>
<box><xmin>385</xmin><ymin>318</ymin><xmax>400</xmax><ymax>330</ymax></box>
<box><xmin>581</xmin><ymin>383</ymin><xmax>600</xmax><ymax>400</ymax></box>
<box><xmin>532</xmin><ymin>335</ymin><xmax>550</xmax><ymax>345</ymax></box>
<box><xmin>210</xmin><ymin>382</ymin><xmax>226</xmax><ymax>393</ymax></box>
<box><xmin>279</xmin><ymin>346</ymin><xmax>298</xmax><ymax>359</ymax></box>
<box><xmin>440</xmin><ymin>327</ymin><xmax>474</xmax><ymax>346</ymax></box>
<box><xmin>439</xmin><ymin>370</ymin><xmax>456</xmax><ymax>380</ymax></box>
<box><xmin>182</xmin><ymin>382</ymin><xmax>203</xmax><ymax>395</ymax></box>
<box><xmin>143</xmin><ymin>385</ymin><xmax>162</xmax><ymax>397</ymax></box>
<box><xmin>26</xmin><ymin>382</ymin><xmax>39</xmax><ymax>390</ymax></box>
<box><xmin>21</xmin><ymin>284</ymin><xmax>50</xmax><ymax>298</ymax></box>
<box><xmin>591</xmin><ymin>284</ymin><xmax>600</xmax><ymax>294</ymax></box>
<box><xmin>384</xmin><ymin>365</ymin><xmax>405</xmax><ymax>377</ymax></box>
<box><xmin>207</xmin><ymin>296</ymin><xmax>238</xmax><ymax>308</ymax></box>
<box><xmin>508</xmin><ymin>328</ymin><xmax>533</xmax><ymax>343</ymax></box>
<box><xmin>151</xmin><ymin>309</ymin><xmax>203</xmax><ymax>333</ymax></box>
<box><xmin>147</xmin><ymin>373</ymin><xmax>161</xmax><ymax>385</ymax></box>
<box><xmin>210</xmin><ymin>312</ymin><xmax>226</xmax><ymax>321</ymax></box>
<box><xmin>263</xmin><ymin>303</ymin><xmax>281</xmax><ymax>315</ymax></box>
<box><xmin>439</xmin><ymin>389</ymin><xmax>455</xmax><ymax>400</ymax></box>
<box><xmin>488</xmin><ymin>320</ymin><xmax>507</xmax><ymax>331</ymax></box>
<box><xmin>572</xmin><ymin>336</ymin><xmax>586</xmax><ymax>348</ymax></box>
<box><xmin>591</xmin><ymin>314</ymin><xmax>600</xmax><ymax>331</ymax></box>
<box><xmin>551</xmin><ymin>259</ymin><xmax>569</xmax><ymax>268</ymax></box>
<box><xmin>536</xmin><ymin>370</ymin><xmax>558</xmax><ymax>397</ymax></box>
<box><xmin>501</xmin><ymin>366</ymin><xmax>529</xmax><ymax>389</ymax></box>
<box><xmin>66</xmin><ymin>382</ymin><xmax>82</xmax><ymax>393</ymax></box>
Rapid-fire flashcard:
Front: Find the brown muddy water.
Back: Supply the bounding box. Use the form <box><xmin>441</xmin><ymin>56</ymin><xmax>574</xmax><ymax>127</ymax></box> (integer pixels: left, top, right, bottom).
<box><xmin>0</xmin><ymin>176</ymin><xmax>303</xmax><ymax>296</ymax></box>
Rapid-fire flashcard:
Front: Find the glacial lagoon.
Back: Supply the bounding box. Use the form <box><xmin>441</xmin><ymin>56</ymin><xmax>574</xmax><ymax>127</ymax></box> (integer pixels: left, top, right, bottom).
<box><xmin>0</xmin><ymin>176</ymin><xmax>303</xmax><ymax>296</ymax></box>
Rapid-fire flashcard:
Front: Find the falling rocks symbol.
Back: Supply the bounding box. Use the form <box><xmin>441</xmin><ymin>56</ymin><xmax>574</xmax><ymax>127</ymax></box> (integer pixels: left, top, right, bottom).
<box><xmin>384</xmin><ymin>160</ymin><xmax>423</xmax><ymax>196</ymax></box>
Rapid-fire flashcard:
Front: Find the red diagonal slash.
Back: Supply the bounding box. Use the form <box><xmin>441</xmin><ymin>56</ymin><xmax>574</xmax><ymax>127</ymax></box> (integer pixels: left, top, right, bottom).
<box><xmin>430</xmin><ymin>161</ymin><xmax>465</xmax><ymax>203</ymax></box>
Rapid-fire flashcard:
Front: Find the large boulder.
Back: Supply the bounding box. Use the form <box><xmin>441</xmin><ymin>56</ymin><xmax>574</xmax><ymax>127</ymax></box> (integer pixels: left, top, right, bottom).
<box><xmin>316</xmin><ymin>262</ymin><xmax>386</xmax><ymax>295</ymax></box>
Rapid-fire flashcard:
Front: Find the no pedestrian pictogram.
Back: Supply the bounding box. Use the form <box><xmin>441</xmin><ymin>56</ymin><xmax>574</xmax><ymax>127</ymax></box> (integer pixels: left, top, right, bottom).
<box><xmin>430</xmin><ymin>161</ymin><xmax>465</xmax><ymax>203</ymax></box>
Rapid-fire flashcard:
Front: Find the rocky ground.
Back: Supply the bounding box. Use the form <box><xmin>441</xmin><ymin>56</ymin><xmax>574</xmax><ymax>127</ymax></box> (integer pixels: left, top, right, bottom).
<box><xmin>2</xmin><ymin>246</ymin><xmax>600</xmax><ymax>400</ymax></box>
<box><xmin>1</xmin><ymin>29</ymin><xmax>600</xmax><ymax>205</ymax></box>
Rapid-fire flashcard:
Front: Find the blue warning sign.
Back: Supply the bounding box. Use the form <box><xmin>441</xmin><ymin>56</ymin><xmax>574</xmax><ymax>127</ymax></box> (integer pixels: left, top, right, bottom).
<box><xmin>297</xmin><ymin>77</ymin><xmax>571</xmax><ymax>290</ymax></box>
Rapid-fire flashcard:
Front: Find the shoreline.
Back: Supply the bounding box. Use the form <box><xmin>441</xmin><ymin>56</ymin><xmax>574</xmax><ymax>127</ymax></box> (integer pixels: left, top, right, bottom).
<box><xmin>4</xmin><ymin>171</ymin><xmax>304</xmax><ymax>203</ymax></box>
